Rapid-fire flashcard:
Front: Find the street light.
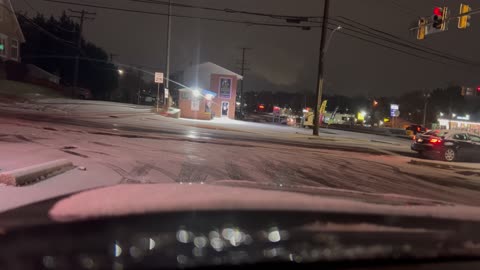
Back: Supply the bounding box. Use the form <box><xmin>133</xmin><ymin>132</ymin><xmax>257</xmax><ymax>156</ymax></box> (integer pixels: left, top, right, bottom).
<box><xmin>118</xmin><ymin>69</ymin><xmax>124</xmax><ymax>75</ymax></box>
<box><xmin>323</xmin><ymin>25</ymin><xmax>342</xmax><ymax>54</ymax></box>
<box><xmin>192</xmin><ymin>89</ymin><xmax>201</xmax><ymax>97</ymax></box>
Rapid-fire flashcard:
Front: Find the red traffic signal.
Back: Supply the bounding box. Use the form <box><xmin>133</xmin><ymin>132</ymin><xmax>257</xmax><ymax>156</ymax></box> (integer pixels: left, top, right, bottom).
<box><xmin>434</xmin><ymin>7</ymin><xmax>443</xmax><ymax>16</ymax></box>
<box><xmin>477</xmin><ymin>87</ymin><xmax>480</xmax><ymax>92</ymax></box>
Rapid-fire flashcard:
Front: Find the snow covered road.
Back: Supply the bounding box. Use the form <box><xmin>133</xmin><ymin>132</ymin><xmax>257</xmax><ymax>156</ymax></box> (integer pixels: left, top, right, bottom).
<box><xmin>2</xmin><ymin>115</ymin><xmax>480</xmax><ymax>213</ymax></box>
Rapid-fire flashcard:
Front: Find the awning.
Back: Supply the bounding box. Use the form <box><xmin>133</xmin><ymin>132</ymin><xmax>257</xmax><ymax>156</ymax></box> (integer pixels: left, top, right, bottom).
<box><xmin>179</xmin><ymin>88</ymin><xmax>217</xmax><ymax>98</ymax></box>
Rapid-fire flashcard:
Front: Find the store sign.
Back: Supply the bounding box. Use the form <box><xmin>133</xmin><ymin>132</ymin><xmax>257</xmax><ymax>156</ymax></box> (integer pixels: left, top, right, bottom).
<box><xmin>219</xmin><ymin>77</ymin><xmax>232</xmax><ymax>99</ymax></box>
<box><xmin>390</xmin><ymin>104</ymin><xmax>399</xmax><ymax>117</ymax></box>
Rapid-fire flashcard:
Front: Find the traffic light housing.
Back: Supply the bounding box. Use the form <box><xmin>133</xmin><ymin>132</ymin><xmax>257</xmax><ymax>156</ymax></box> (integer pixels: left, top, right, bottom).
<box><xmin>417</xmin><ymin>18</ymin><xmax>426</xmax><ymax>40</ymax></box>
<box><xmin>432</xmin><ymin>7</ymin><xmax>448</xmax><ymax>30</ymax></box>
<box><xmin>458</xmin><ymin>4</ymin><xmax>472</xmax><ymax>29</ymax></box>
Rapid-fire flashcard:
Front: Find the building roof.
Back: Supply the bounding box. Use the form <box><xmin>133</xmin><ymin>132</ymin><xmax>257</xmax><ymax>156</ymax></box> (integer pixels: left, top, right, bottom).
<box><xmin>189</xmin><ymin>62</ymin><xmax>243</xmax><ymax>80</ymax></box>
<box><xmin>179</xmin><ymin>87</ymin><xmax>217</xmax><ymax>97</ymax></box>
<box><xmin>4</xmin><ymin>0</ymin><xmax>26</xmax><ymax>42</ymax></box>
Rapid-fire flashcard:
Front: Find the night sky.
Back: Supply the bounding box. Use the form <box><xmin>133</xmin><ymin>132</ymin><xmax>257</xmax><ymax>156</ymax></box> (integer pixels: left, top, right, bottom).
<box><xmin>13</xmin><ymin>0</ymin><xmax>480</xmax><ymax>96</ymax></box>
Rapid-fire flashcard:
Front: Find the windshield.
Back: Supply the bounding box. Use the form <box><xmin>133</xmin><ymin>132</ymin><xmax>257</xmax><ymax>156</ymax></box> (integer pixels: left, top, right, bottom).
<box><xmin>3</xmin><ymin>0</ymin><xmax>480</xmax><ymax>268</ymax></box>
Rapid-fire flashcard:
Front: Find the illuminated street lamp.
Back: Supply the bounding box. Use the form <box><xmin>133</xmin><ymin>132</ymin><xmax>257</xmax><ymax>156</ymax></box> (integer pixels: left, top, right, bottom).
<box><xmin>118</xmin><ymin>69</ymin><xmax>124</xmax><ymax>75</ymax></box>
<box><xmin>192</xmin><ymin>89</ymin><xmax>201</xmax><ymax>98</ymax></box>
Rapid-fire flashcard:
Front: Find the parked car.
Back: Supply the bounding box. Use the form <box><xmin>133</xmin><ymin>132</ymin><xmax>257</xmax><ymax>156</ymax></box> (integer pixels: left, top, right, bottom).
<box><xmin>411</xmin><ymin>130</ymin><xmax>480</xmax><ymax>162</ymax></box>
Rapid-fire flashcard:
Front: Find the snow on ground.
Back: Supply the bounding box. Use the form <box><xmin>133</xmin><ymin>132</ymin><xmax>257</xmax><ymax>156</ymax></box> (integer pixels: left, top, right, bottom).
<box><xmin>2</xmin><ymin>116</ymin><xmax>480</xmax><ymax>214</ymax></box>
<box><xmin>1</xmin><ymin>97</ymin><xmax>411</xmax><ymax>153</ymax></box>
<box><xmin>0</xmin><ymin>98</ymin><xmax>153</xmax><ymax>117</ymax></box>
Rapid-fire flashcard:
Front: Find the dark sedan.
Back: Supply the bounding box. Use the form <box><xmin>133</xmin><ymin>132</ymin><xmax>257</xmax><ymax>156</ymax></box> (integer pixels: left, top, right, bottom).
<box><xmin>411</xmin><ymin>131</ymin><xmax>480</xmax><ymax>162</ymax></box>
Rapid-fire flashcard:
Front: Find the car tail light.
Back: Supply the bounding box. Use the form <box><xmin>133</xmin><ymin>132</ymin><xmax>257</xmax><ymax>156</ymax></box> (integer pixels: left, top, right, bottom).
<box><xmin>430</xmin><ymin>138</ymin><xmax>442</xmax><ymax>144</ymax></box>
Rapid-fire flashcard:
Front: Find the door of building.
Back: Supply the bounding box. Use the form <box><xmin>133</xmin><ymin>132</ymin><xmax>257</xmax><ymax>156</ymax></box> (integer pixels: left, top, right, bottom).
<box><xmin>221</xmin><ymin>101</ymin><xmax>229</xmax><ymax>117</ymax></box>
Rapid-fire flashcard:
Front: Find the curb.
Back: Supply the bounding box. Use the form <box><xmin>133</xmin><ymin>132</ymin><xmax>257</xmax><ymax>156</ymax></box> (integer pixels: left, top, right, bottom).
<box><xmin>409</xmin><ymin>159</ymin><xmax>480</xmax><ymax>171</ymax></box>
<box><xmin>0</xmin><ymin>159</ymin><xmax>74</xmax><ymax>186</ymax></box>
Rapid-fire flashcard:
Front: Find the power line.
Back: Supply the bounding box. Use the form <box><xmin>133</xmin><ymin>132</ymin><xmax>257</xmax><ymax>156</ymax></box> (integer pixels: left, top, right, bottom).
<box><xmin>68</xmin><ymin>8</ymin><xmax>96</xmax><ymax>90</ymax></box>
<box><xmin>129</xmin><ymin>0</ymin><xmax>319</xmax><ymax>21</ymax></box>
<box><xmin>328</xmin><ymin>16</ymin><xmax>479</xmax><ymax>66</ymax></box>
<box><xmin>42</xmin><ymin>0</ymin><xmax>320</xmax><ymax>29</ymax></box>
<box><xmin>21</xmin><ymin>0</ymin><xmax>37</xmax><ymax>13</ymax></box>
<box><xmin>16</xmin><ymin>13</ymin><xmax>79</xmax><ymax>49</ymax></box>
<box><xmin>40</xmin><ymin>0</ymin><xmax>477</xmax><ymax>68</ymax></box>
<box><xmin>388</xmin><ymin>0</ymin><xmax>418</xmax><ymax>17</ymax></box>
<box><xmin>133</xmin><ymin>0</ymin><xmax>478</xmax><ymax>67</ymax></box>
<box><xmin>21</xmin><ymin>0</ymin><xmax>76</xmax><ymax>33</ymax></box>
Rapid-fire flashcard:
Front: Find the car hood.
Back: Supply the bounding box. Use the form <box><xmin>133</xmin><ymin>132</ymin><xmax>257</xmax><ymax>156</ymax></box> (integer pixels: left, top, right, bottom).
<box><xmin>1</xmin><ymin>181</ymin><xmax>479</xmax><ymax>231</ymax></box>
<box><xmin>44</xmin><ymin>181</ymin><xmax>480</xmax><ymax>223</ymax></box>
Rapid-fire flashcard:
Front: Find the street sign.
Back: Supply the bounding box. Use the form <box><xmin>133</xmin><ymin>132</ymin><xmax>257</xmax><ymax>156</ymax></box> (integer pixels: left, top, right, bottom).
<box><xmin>164</xmin><ymin>88</ymin><xmax>169</xmax><ymax>99</ymax></box>
<box><xmin>390</xmin><ymin>104</ymin><xmax>399</xmax><ymax>117</ymax></box>
<box><xmin>154</xmin><ymin>72</ymin><xmax>164</xmax><ymax>84</ymax></box>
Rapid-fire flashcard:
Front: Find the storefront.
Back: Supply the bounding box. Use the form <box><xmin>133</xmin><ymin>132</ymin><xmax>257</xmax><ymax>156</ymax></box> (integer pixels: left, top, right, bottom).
<box><xmin>437</xmin><ymin>118</ymin><xmax>480</xmax><ymax>135</ymax></box>
<box><xmin>174</xmin><ymin>62</ymin><xmax>242</xmax><ymax>120</ymax></box>
<box><xmin>178</xmin><ymin>88</ymin><xmax>217</xmax><ymax>120</ymax></box>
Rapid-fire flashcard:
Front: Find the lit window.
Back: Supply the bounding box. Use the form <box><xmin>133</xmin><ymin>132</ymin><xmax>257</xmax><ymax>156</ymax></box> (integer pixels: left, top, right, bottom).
<box><xmin>0</xmin><ymin>35</ymin><xmax>6</xmax><ymax>57</ymax></box>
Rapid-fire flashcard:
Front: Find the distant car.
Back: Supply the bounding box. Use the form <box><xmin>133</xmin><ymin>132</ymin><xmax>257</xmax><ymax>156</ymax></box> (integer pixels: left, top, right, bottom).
<box><xmin>406</xmin><ymin>124</ymin><xmax>427</xmax><ymax>135</ymax></box>
<box><xmin>411</xmin><ymin>131</ymin><xmax>480</xmax><ymax>162</ymax></box>
<box><xmin>64</xmin><ymin>87</ymin><xmax>92</xmax><ymax>99</ymax></box>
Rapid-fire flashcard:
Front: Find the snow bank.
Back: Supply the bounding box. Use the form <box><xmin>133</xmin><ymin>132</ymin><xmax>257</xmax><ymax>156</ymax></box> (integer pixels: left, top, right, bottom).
<box><xmin>0</xmin><ymin>159</ymin><xmax>73</xmax><ymax>186</ymax></box>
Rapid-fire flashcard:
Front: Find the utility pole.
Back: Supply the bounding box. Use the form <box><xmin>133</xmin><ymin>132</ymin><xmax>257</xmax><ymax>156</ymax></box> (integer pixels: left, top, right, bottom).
<box><xmin>239</xmin><ymin>47</ymin><xmax>252</xmax><ymax>114</ymax></box>
<box><xmin>313</xmin><ymin>0</ymin><xmax>330</xmax><ymax>136</ymax></box>
<box><xmin>423</xmin><ymin>91</ymin><xmax>431</xmax><ymax>127</ymax></box>
<box><xmin>164</xmin><ymin>0</ymin><xmax>172</xmax><ymax>107</ymax></box>
<box><xmin>69</xmin><ymin>9</ymin><xmax>96</xmax><ymax>97</ymax></box>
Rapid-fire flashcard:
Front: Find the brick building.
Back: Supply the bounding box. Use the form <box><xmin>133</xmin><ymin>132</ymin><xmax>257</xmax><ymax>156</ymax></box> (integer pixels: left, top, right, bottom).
<box><xmin>176</xmin><ymin>62</ymin><xmax>242</xmax><ymax>120</ymax></box>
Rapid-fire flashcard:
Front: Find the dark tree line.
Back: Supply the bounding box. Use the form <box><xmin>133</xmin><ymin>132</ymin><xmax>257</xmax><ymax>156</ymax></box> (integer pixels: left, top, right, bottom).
<box><xmin>18</xmin><ymin>13</ymin><xmax>118</xmax><ymax>99</ymax></box>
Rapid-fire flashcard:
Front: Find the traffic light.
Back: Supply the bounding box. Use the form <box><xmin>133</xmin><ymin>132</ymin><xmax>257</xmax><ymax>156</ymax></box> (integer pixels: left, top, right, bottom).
<box><xmin>432</xmin><ymin>7</ymin><xmax>448</xmax><ymax>30</ymax></box>
<box><xmin>417</xmin><ymin>18</ymin><xmax>427</xmax><ymax>40</ymax></box>
<box><xmin>458</xmin><ymin>4</ymin><xmax>472</xmax><ymax>29</ymax></box>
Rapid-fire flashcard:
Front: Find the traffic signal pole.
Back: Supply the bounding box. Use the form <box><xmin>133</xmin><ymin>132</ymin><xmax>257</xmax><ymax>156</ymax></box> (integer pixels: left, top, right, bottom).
<box><xmin>313</xmin><ymin>0</ymin><xmax>330</xmax><ymax>136</ymax></box>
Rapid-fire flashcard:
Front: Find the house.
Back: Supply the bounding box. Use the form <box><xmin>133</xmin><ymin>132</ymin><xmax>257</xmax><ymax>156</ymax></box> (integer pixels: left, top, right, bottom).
<box><xmin>175</xmin><ymin>62</ymin><xmax>243</xmax><ymax>120</ymax></box>
<box><xmin>0</xmin><ymin>0</ymin><xmax>25</xmax><ymax>62</ymax></box>
<box><xmin>26</xmin><ymin>64</ymin><xmax>60</xmax><ymax>84</ymax></box>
